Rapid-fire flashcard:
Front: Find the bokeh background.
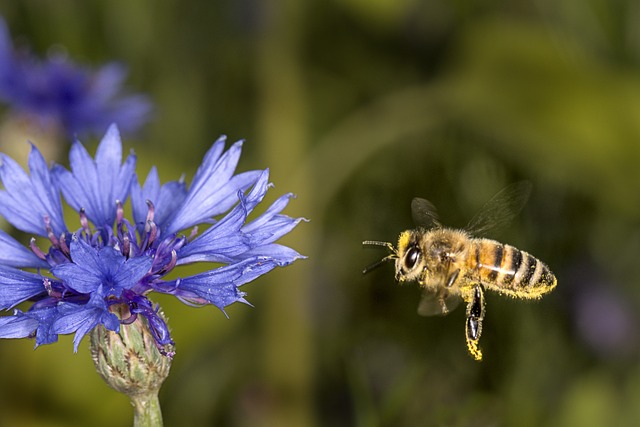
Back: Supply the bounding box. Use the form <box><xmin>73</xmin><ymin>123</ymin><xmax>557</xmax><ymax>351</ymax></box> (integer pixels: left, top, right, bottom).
<box><xmin>1</xmin><ymin>1</ymin><xmax>640</xmax><ymax>426</ymax></box>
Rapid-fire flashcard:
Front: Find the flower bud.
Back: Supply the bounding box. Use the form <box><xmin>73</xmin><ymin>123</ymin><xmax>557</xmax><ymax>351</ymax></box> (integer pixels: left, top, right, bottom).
<box><xmin>90</xmin><ymin>304</ymin><xmax>173</xmax><ymax>397</ymax></box>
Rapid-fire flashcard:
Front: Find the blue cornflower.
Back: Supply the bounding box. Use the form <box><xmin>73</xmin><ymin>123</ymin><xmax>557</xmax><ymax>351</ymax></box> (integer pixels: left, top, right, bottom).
<box><xmin>0</xmin><ymin>124</ymin><xmax>305</xmax><ymax>356</ymax></box>
<box><xmin>0</xmin><ymin>17</ymin><xmax>151</xmax><ymax>136</ymax></box>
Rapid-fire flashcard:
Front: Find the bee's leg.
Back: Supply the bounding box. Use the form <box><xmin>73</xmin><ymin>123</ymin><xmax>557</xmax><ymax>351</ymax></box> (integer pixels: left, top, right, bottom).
<box><xmin>436</xmin><ymin>287</ymin><xmax>450</xmax><ymax>314</ymax></box>
<box><xmin>445</xmin><ymin>268</ymin><xmax>460</xmax><ymax>288</ymax></box>
<box><xmin>464</xmin><ymin>284</ymin><xmax>485</xmax><ymax>361</ymax></box>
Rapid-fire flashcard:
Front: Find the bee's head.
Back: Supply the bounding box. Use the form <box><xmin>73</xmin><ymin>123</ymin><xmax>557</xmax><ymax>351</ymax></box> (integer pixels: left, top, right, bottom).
<box><xmin>395</xmin><ymin>230</ymin><xmax>426</xmax><ymax>283</ymax></box>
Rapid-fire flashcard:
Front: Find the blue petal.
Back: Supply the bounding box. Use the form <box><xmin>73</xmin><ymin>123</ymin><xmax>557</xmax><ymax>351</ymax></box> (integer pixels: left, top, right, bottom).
<box><xmin>97</xmin><ymin>125</ymin><xmax>136</xmax><ymax>217</ymax></box>
<box><xmin>96</xmin><ymin>125</ymin><xmax>125</xmax><ymax>216</ymax></box>
<box><xmin>247</xmin><ymin>216</ymin><xmax>305</xmax><ymax>247</ymax></box>
<box><xmin>70</xmin><ymin>237</ymin><xmax>108</xmax><ymax>273</ymax></box>
<box><xmin>51</xmin><ymin>261</ymin><xmax>102</xmax><ymax>295</ymax></box>
<box><xmin>0</xmin><ymin>229</ymin><xmax>48</xmax><ymax>268</ymax></box>
<box><xmin>242</xmin><ymin>193</ymin><xmax>296</xmax><ymax>233</ymax></box>
<box><xmin>81</xmin><ymin>64</ymin><xmax>153</xmax><ymax>135</ymax></box>
<box><xmin>28</xmin><ymin>144</ymin><xmax>66</xmax><ymax>228</ymax></box>
<box><xmin>162</xmin><ymin>138</ymin><xmax>262</xmax><ymax>235</ymax></box>
<box><xmin>51</xmin><ymin>239</ymin><xmax>105</xmax><ymax>294</ymax></box>
<box><xmin>52</xmin><ymin>238</ymin><xmax>151</xmax><ymax>296</ymax></box>
<box><xmin>131</xmin><ymin>167</ymin><xmax>187</xmax><ymax>230</ymax></box>
<box><xmin>242</xmin><ymin>193</ymin><xmax>307</xmax><ymax>248</ymax></box>
<box><xmin>176</xmin><ymin>170</ymin><xmax>271</xmax><ymax>264</ymax></box>
<box><xmin>130</xmin><ymin>296</ymin><xmax>174</xmax><ymax>346</ymax></box>
<box><xmin>26</xmin><ymin>306</ymin><xmax>61</xmax><ymax>347</ymax></box>
<box><xmin>0</xmin><ymin>265</ymin><xmax>47</xmax><ymax>310</ymax></box>
<box><xmin>176</xmin><ymin>232</ymin><xmax>248</xmax><ymax>265</ymax></box>
<box><xmin>0</xmin><ymin>145</ymin><xmax>66</xmax><ymax>236</ymax></box>
<box><xmin>91</xmin><ymin>63</ymin><xmax>127</xmax><ymax>100</ymax></box>
<box><xmin>0</xmin><ymin>313</ymin><xmax>38</xmax><ymax>339</ymax></box>
<box><xmin>152</xmin><ymin>180</ymin><xmax>188</xmax><ymax>227</ymax></box>
<box><xmin>3</xmin><ymin>306</ymin><xmax>61</xmax><ymax>347</ymax></box>
<box><xmin>53</xmin><ymin>291</ymin><xmax>119</xmax><ymax>352</ymax></box>
<box><xmin>172</xmin><ymin>247</ymin><xmax>303</xmax><ymax>309</ymax></box>
<box><xmin>112</xmin><ymin>253</ymin><xmax>153</xmax><ymax>290</ymax></box>
<box><xmin>53</xmin><ymin>144</ymin><xmax>101</xmax><ymax>220</ymax></box>
<box><xmin>102</xmin><ymin>94</ymin><xmax>153</xmax><ymax>135</ymax></box>
<box><xmin>169</xmin><ymin>261</ymin><xmax>246</xmax><ymax>310</ymax></box>
<box><xmin>96</xmin><ymin>245</ymin><xmax>127</xmax><ymax>276</ymax></box>
<box><xmin>235</xmin><ymin>243</ymin><xmax>304</xmax><ymax>263</ymax></box>
<box><xmin>144</xmin><ymin>311</ymin><xmax>173</xmax><ymax>346</ymax></box>
<box><xmin>52</xmin><ymin>125</ymin><xmax>136</xmax><ymax>228</ymax></box>
<box><xmin>231</xmin><ymin>247</ymin><xmax>305</xmax><ymax>287</ymax></box>
<box><xmin>131</xmin><ymin>168</ymin><xmax>159</xmax><ymax>226</ymax></box>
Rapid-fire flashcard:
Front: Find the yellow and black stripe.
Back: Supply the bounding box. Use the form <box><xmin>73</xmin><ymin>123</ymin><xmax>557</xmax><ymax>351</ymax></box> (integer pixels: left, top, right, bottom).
<box><xmin>469</xmin><ymin>239</ymin><xmax>556</xmax><ymax>298</ymax></box>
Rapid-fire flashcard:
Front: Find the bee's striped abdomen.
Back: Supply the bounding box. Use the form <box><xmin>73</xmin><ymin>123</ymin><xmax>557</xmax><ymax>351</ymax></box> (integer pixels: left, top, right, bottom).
<box><xmin>469</xmin><ymin>239</ymin><xmax>556</xmax><ymax>298</ymax></box>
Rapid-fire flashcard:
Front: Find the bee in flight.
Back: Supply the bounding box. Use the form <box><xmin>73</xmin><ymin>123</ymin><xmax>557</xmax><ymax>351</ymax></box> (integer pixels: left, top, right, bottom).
<box><xmin>363</xmin><ymin>182</ymin><xmax>557</xmax><ymax>361</ymax></box>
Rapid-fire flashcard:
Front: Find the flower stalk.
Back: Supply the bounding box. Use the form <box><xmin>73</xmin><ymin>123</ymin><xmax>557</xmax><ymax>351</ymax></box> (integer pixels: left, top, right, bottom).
<box><xmin>90</xmin><ymin>304</ymin><xmax>172</xmax><ymax>426</ymax></box>
<box><xmin>130</xmin><ymin>393</ymin><xmax>163</xmax><ymax>427</ymax></box>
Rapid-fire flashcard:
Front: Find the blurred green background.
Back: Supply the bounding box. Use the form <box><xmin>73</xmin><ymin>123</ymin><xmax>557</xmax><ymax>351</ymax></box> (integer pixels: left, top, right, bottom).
<box><xmin>1</xmin><ymin>1</ymin><xmax>640</xmax><ymax>426</ymax></box>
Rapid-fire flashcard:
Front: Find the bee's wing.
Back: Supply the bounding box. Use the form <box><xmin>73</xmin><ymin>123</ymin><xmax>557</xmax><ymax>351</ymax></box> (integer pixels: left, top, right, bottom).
<box><xmin>411</xmin><ymin>197</ymin><xmax>442</xmax><ymax>229</ymax></box>
<box><xmin>466</xmin><ymin>181</ymin><xmax>532</xmax><ymax>236</ymax></box>
<box><xmin>417</xmin><ymin>288</ymin><xmax>461</xmax><ymax>316</ymax></box>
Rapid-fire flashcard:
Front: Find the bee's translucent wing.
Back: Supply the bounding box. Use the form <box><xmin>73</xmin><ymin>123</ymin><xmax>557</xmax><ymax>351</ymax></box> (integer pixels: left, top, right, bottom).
<box><xmin>417</xmin><ymin>288</ymin><xmax>461</xmax><ymax>316</ymax></box>
<box><xmin>411</xmin><ymin>197</ymin><xmax>441</xmax><ymax>229</ymax></box>
<box><xmin>466</xmin><ymin>181</ymin><xmax>532</xmax><ymax>236</ymax></box>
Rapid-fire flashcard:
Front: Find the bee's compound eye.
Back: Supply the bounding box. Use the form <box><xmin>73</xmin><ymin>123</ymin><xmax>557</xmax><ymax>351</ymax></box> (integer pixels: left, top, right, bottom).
<box><xmin>404</xmin><ymin>246</ymin><xmax>420</xmax><ymax>271</ymax></box>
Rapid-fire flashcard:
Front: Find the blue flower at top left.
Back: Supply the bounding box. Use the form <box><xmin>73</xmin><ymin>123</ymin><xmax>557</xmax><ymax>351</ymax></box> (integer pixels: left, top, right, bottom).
<box><xmin>0</xmin><ymin>16</ymin><xmax>151</xmax><ymax>137</ymax></box>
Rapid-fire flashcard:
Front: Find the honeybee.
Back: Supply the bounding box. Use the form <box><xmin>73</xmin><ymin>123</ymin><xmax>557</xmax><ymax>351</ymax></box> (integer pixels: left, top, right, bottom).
<box><xmin>363</xmin><ymin>182</ymin><xmax>557</xmax><ymax>361</ymax></box>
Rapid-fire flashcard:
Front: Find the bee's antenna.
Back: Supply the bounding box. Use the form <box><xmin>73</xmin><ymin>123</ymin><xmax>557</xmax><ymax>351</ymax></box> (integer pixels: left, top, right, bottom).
<box><xmin>362</xmin><ymin>240</ymin><xmax>397</xmax><ymax>275</ymax></box>
<box><xmin>362</xmin><ymin>240</ymin><xmax>395</xmax><ymax>250</ymax></box>
<box><xmin>362</xmin><ymin>255</ymin><xmax>396</xmax><ymax>275</ymax></box>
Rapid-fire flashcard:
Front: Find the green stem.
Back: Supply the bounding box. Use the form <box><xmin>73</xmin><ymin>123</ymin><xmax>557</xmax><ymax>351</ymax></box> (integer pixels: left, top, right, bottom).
<box><xmin>255</xmin><ymin>1</ymin><xmax>314</xmax><ymax>426</ymax></box>
<box><xmin>131</xmin><ymin>392</ymin><xmax>163</xmax><ymax>427</ymax></box>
